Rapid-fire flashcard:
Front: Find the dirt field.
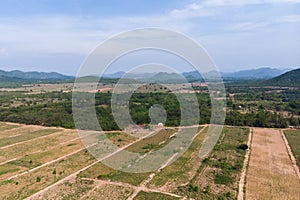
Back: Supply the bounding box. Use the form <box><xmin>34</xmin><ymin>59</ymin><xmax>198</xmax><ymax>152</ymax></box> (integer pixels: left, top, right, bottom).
<box><xmin>246</xmin><ymin>128</ymin><xmax>300</xmax><ymax>200</ymax></box>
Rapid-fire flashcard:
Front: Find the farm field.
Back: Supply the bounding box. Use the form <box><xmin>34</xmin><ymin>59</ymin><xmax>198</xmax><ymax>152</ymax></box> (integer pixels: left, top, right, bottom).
<box><xmin>1</xmin><ymin>121</ymin><xmax>300</xmax><ymax>199</ymax></box>
<box><xmin>246</xmin><ymin>128</ymin><xmax>300</xmax><ymax>200</ymax></box>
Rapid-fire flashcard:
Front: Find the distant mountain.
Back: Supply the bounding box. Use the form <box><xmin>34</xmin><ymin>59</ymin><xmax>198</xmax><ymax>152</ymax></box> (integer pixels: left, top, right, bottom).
<box><xmin>102</xmin><ymin>71</ymin><xmax>125</xmax><ymax>79</ymax></box>
<box><xmin>182</xmin><ymin>71</ymin><xmax>204</xmax><ymax>82</ymax></box>
<box><xmin>0</xmin><ymin>70</ymin><xmax>73</xmax><ymax>80</ymax></box>
<box><xmin>224</xmin><ymin>67</ymin><xmax>291</xmax><ymax>79</ymax></box>
<box><xmin>0</xmin><ymin>75</ymin><xmax>32</xmax><ymax>88</ymax></box>
<box><xmin>144</xmin><ymin>72</ymin><xmax>186</xmax><ymax>83</ymax></box>
<box><xmin>182</xmin><ymin>67</ymin><xmax>292</xmax><ymax>81</ymax></box>
<box><xmin>264</xmin><ymin>68</ymin><xmax>300</xmax><ymax>86</ymax></box>
<box><xmin>103</xmin><ymin>72</ymin><xmax>157</xmax><ymax>80</ymax></box>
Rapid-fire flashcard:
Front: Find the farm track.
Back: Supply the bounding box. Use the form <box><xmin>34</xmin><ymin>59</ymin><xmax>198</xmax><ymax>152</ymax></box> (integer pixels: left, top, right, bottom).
<box><xmin>237</xmin><ymin>127</ymin><xmax>253</xmax><ymax>200</ymax></box>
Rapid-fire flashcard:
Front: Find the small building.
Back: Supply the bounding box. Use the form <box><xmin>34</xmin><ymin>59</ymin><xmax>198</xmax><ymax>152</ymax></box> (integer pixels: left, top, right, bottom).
<box><xmin>158</xmin><ymin>123</ymin><xmax>164</xmax><ymax>127</ymax></box>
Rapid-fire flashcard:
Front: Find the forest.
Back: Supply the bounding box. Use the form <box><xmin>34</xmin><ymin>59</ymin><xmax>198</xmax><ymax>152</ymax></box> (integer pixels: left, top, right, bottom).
<box><xmin>0</xmin><ymin>84</ymin><xmax>299</xmax><ymax>130</ymax></box>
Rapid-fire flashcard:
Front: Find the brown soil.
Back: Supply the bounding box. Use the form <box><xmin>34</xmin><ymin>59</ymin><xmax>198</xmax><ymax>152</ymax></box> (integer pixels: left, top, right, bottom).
<box><xmin>246</xmin><ymin>128</ymin><xmax>300</xmax><ymax>200</ymax></box>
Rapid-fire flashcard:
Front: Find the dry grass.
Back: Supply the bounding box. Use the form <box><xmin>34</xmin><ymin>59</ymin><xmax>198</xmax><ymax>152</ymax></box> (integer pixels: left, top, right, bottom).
<box><xmin>0</xmin><ymin>125</ymin><xmax>47</xmax><ymax>139</ymax></box>
<box><xmin>246</xmin><ymin>128</ymin><xmax>300</xmax><ymax>200</ymax></box>
<box><xmin>0</xmin><ymin>123</ymin><xmax>20</xmax><ymax>131</ymax></box>
<box><xmin>0</xmin><ymin>150</ymin><xmax>97</xmax><ymax>199</ymax></box>
<box><xmin>78</xmin><ymin>161</ymin><xmax>150</xmax><ymax>186</ymax></box>
<box><xmin>148</xmin><ymin>127</ymin><xmax>206</xmax><ymax>192</ymax></box>
<box><xmin>33</xmin><ymin>178</ymin><xmax>96</xmax><ymax>200</ymax></box>
<box><xmin>78</xmin><ymin>129</ymin><xmax>178</xmax><ymax>186</ymax></box>
<box><xmin>0</xmin><ymin>139</ymin><xmax>84</xmax><ymax>180</ymax></box>
<box><xmin>0</xmin><ymin>129</ymin><xmax>60</xmax><ymax>147</ymax></box>
<box><xmin>185</xmin><ymin>127</ymin><xmax>249</xmax><ymax>200</ymax></box>
<box><xmin>125</xmin><ymin>128</ymin><xmax>177</xmax><ymax>153</ymax></box>
<box><xmin>0</xmin><ymin>129</ymin><xmax>78</xmax><ymax>163</ymax></box>
<box><xmin>82</xmin><ymin>183</ymin><xmax>133</xmax><ymax>200</ymax></box>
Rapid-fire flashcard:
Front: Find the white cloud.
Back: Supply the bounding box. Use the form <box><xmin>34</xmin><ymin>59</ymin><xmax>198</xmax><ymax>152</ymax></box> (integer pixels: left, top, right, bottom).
<box><xmin>277</xmin><ymin>14</ymin><xmax>300</xmax><ymax>22</ymax></box>
<box><xmin>170</xmin><ymin>0</ymin><xmax>300</xmax><ymax>19</ymax></box>
<box><xmin>0</xmin><ymin>16</ymin><xmax>192</xmax><ymax>55</ymax></box>
<box><xmin>230</xmin><ymin>14</ymin><xmax>300</xmax><ymax>31</ymax></box>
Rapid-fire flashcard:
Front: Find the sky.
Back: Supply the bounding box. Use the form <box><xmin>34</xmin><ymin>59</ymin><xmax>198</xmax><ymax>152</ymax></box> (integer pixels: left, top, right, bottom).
<box><xmin>0</xmin><ymin>0</ymin><xmax>299</xmax><ymax>75</ymax></box>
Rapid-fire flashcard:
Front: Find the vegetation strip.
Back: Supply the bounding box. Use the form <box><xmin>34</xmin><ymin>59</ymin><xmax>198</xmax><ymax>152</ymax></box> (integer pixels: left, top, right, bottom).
<box><xmin>238</xmin><ymin>127</ymin><xmax>253</xmax><ymax>200</ymax></box>
<box><xmin>281</xmin><ymin>130</ymin><xmax>300</xmax><ymax>181</ymax></box>
<box><xmin>0</xmin><ymin>129</ymin><xmax>60</xmax><ymax>149</ymax></box>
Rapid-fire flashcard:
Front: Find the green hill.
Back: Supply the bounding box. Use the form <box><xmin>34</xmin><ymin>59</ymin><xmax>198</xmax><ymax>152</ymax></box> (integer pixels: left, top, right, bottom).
<box><xmin>264</xmin><ymin>68</ymin><xmax>300</xmax><ymax>87</ymax></box>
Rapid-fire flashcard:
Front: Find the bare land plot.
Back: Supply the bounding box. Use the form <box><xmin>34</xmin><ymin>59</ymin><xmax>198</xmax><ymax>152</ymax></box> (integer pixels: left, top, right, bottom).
<box><xmin>0</xmin><ymin>122</ymin><xmax>256</xmax><ymax>199</ymax></box>
<box><xmin>0</xmin><ymin>150</ymin><xmax>97</xmax><ymax>199</ymax></box>
<box><xmin>182</xmin><ymin>127</ymin><xmax>249</xmax><ymax>200</ymax></box>
<box><xmin>33</xmin><ymin>177</ymin><xmax>133</xmax><ymax>200</ymax></box>
<box><xmin>0</xmin><ymin>138</ymin><xmax>84</xmax><ymax>180</ymax></box>
<box><xmin>32</xmin><ymin>178</ymin><xmax>96</xmax><ymax>200</ymax></box>
<box><xmin>0</xmin><ymin>129</ymin><xmax>78</xmax><ymax>163</ymax></box>
<box><xmin>0</xmin><ymin>122</ymin><xmax>140</xmax><ymax>199</ymax></box>
<box><xmin>147</xmin><ymin>126</ymin><xmax>207</xmax><ymax>192</ymax></box>
<box><xmin>78</xmin><ymin>128</ymin><xmax>178</xmax><ymax>186</ymax></box>
<box><xmin>246</xmin><ymin>128</ymin><xmax>300</xmax><ymax>200</ymax></box>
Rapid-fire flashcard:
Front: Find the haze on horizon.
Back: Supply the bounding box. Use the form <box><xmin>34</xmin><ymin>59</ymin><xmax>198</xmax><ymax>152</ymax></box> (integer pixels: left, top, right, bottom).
<box><xmin>0</xmin><ymin>0</ymin><xmax>299</xmax><ymax>76</ymax></box>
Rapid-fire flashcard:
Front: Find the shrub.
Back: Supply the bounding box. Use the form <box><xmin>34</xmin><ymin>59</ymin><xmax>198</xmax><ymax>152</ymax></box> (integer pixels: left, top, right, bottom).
<box><xmin>237</xmin><ymin>144</ymin><xmax>248</xmax><ymax>150</ymax></box>
<box><xmin>188</xmin><ymin>183</ymin><xmax>199</xmax><ymax>192</ymax></box>
<box><xmin>36</xmin><ymin>176</ymin><xmax>41</xmax><ymax>182</ymax></box>
<box><xmin>214</xmin><ymin>174</ymin><xmax>233</xmax><ymax>185</ymax></box>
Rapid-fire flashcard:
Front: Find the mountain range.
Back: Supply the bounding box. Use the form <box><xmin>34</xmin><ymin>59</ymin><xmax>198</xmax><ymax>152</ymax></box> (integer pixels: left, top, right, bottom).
<box><xmin>263</xmin><ymin>68</ymin><xmax>300</xmax><ymax>86</ymax></box>
<box><xmin>0</xmin><ymin>70</ymin><xmax>73</xmax><ymax>80</ymax></box>
<box><xmin>0</xmin><ymin>67</ymin><xmax>299</xmax><ymax>87</ymax></box>
<box><xmin>103</xmin><ymin>67</ymin><xmax>292</xmax><ymax>82</ymax></box>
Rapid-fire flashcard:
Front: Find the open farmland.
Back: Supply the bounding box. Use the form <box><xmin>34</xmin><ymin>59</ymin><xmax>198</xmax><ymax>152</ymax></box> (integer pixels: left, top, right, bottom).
<box><xmin>246</xmin><ymin>128</ymin><xmax>300</xmax><ymax>200</ymax></box>
<box><xmin>1</xmin><ymin>121</ymin><xmax>300</xmax><ymax>199</ymax></box>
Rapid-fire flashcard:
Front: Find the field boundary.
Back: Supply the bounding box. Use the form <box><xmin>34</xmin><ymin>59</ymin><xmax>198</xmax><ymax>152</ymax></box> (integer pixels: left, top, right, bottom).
<box><xmin>238</xmin><ymin>127</ymin><xmax>253</xmax><ymax>200</ymax></box>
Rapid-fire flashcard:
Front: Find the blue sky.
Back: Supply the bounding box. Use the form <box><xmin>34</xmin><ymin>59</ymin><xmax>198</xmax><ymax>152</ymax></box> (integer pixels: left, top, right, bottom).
<box><xmin>0</xmin><ymin>0</ymin><xmax>299</xmax><ymax>75</ymax></box>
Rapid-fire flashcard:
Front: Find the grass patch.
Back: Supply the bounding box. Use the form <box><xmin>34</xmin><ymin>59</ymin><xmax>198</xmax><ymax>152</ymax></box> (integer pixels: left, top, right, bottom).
<box><xmin>149</xmin><ymin>127</ymin><xmax>205</xmax><ymax>188</ymax></box>
<box><xmin>0</xmin><ymin>166</ymin><xmax>20</xmax><ymax>176</ymax></box>
<box><xmin>284</xmin><ymin>129</ymin><xmax>300</xmax><ymax>168</ymax></box>
<box><xmin>214</xmin><ymin>174</ymin><xmax>234</xmax><ymax>185</ymax></box>
<box><xmin>182</xmin><ymin>127</ymin><xmax>249</xmax><ymax>200</ymax></box>
<box><xmin>78</xmin><ymin>162</ymin><xmax>150</xmax><ymax>186</ymax></box>
<box><xmin>0</xmin><ymin>150</ymin><xmax>97</xmax><ymax>199</ymax></box>
<box><xmin>134</xmin><ymin>191</ymin><xmax>179</xmax><ymax>200</ymax></box>
<box><xmin>126</xmin><ymin>128</ymin><xmax>177</xmax><ymax>153</ymax></box>
<box><xmin>0</xmin><ymin>124</ymin><xmax>19</xmax><ymax>131</ymax></box>
<box><xmin>0</xmin><ymin>129</ymin><xmax>59</xmax><ymax>147</ymax></box>
<box><xmin>67</xmin><ymin>143</ymin><xmax>77</xmax><ymax>146</ymax></box>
